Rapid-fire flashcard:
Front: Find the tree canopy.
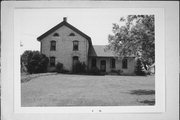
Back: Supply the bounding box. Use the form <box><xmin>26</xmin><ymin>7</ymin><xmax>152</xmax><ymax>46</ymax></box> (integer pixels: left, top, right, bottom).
<box><xmin>21</xmin><ymin>50</ymin><xmax>49</xmax><ymax>74</ymax></box>
<box><xmin>106</xmin><ymin>15</ymin><xmax>154</xmax><ymax>65</ymax></box>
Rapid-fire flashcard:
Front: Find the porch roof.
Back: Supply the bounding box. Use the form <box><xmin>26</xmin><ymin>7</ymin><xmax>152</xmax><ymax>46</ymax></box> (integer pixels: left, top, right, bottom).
<box><xmin>89</xmin><ymin>45</ymin><xmax>115</xmax><ymax>57</ymax></box>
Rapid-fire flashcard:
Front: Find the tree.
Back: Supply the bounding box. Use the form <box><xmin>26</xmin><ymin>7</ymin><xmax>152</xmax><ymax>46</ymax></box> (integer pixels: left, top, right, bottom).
<box><xmin>106</xmin><ymin>15</ymin><xmax>154</xmax><ymax>65</ymax></box>
<box><xmin>135</xmin><ymin>58</ymin><xmax>146</xmax><ymax>76</ymax></box>
<box><xmin>73</xmin><ymin>61</ymin><xmax>86</xmax><ymax>73</ymax></box>
<box><xmin>21</xmin><ymin>50</ymin><xmax>49</xmax><ymax>74</ymax></box>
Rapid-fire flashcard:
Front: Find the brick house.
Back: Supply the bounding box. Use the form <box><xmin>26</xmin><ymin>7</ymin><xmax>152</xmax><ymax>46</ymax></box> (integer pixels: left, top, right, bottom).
<box><xmin>37</xmin><ymin>17</ymin><xmax>136</xmax><ymax>75</ymax></box>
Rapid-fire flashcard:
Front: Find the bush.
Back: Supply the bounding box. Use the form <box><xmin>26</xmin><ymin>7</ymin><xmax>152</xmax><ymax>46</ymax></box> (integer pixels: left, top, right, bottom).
<box><xmin>56</xmin><ymin>62</ymin><xmax>64</xmax><ymax>73</ymax></box>
<box><xmin>21</xmin><ymin>50</ymin><xmax>49</xmax><ymax>74</ymax></box>
<box><xmin>73</xmin><ymin>61</ymin><xmax>87</xmax><ymax>73</ymax></box>
<box><xmin>135</xmin><ymin>58</ymin><xmax>147</xmax><ymax>76</ymax></box>
<box><xmin>88</xmin><ymin>67</ymin><xmax>101</xmax><ymax>75</ymax></box>
<box><xmin>111</xmin><ymin>69</ymin><xmax>123</xmax><ymax>75</ymax></box>
<box><xmin>61</xmin><ymin>69</ymin><xmax>70</xmax><ymax>74</ymax></box>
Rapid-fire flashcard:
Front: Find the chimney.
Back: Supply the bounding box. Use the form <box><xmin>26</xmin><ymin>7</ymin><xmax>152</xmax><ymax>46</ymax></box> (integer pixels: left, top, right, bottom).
<box><xmin>63</xmin><ymin>17</ymin><xmax>67</xmax><ymax>22</ymax></box>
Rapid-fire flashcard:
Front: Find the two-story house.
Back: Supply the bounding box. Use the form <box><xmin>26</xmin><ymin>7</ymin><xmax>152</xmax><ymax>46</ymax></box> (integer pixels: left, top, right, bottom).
<box><xmin>37</xmin><ymin>17</ymin><xmax>136</xmax><ymax>75</ymax></box>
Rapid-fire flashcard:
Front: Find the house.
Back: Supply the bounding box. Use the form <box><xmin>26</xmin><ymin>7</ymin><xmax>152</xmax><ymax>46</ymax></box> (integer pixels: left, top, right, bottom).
<box><xmin>37</xmin><ymin>17</ymin><xmax>136</xmax><ymax>75</ymax></box>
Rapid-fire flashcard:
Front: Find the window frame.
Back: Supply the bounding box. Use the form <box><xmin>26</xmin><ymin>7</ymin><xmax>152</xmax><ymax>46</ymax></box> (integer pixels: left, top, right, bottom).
<box><xmin>49</xmin><ymin>56</ymin><xmax>56</xmax><ymax>67</ymax></box>
<box><xmin>53</xmin><ymin>33</ymin><xmax>59</xmax><ymax>37</ymax></box>
<box><xmin>73</xmin><ymin>40</ymin><xmax>79</xmax><ymax>51</ymax></box>
<box><xmin>111</xmin><ymin>58</ymin><xmax>116</xmax><ymax>68</ymax></box>
<box><xmin>69</xmin><ymin>33</ymin><xmax>75</xmax><ymax>36</ymax></box>
<box><xmin>91</xmin><ymin>58</ymin><xmax>97</xmax><ymax>67</ymax></box>
<box><xmin>50</xmin><ymin>40</ymin><xmax>56</xmax><ymax>51</ymax></box>
<box><xmin>73</xmin><ymin>56</ymin><xmax>79</xmax><ymax>61</ymax></box>
<box><xmin>122</xmin><ymin>58</ymin><xmax>128</xmax><ymax>69</ymax></box>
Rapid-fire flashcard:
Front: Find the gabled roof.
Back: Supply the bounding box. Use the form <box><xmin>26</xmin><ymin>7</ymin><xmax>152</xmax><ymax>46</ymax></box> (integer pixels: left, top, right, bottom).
<box><xmin>89</xmin><ymin>45</ymin><xmax>115</xmax><ymax>57</ymax></box>
<box><xmin>37</xmin><ymin>20</ymin><xmax>92</xmax><ymax>45</ymax></box>
<box><xmin>89</xmin><ymin>45</ymin><xmax>136</xmax><ymax>58</ymax></box>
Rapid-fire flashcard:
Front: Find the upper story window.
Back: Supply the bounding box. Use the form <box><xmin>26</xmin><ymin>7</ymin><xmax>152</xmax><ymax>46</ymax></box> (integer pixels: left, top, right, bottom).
<box><xmin>69</xmin><ymin>33</ymin><xmax>75</xmax><ymax>36</ymax></box>
<box><xmin>73</xmin><ymin>40</ymin><xmax>79</xmax><ymax>51</ymax></box>
<box><xmin>122</xmin><ymin>58</ymin><xmax>128</xmax><ymax>69</ymax></box>
<box><xmin>110</xmin><ymin>58</ymin><xmax>116</xmax><ymax>68</ymax></box>
<box><xmin>53</xmin><ymin>33</ymin><xmax>59</xmax><ymax>37</ymax></box>
<box><xmin>50</xmin><ymin>41</ymin><xmax>56</xmax><ymax>51</ymax></box>
<box><xmin>50</xmin><ymin>57</ymin><xmax>55</xmax><ymax>67</ymax></box>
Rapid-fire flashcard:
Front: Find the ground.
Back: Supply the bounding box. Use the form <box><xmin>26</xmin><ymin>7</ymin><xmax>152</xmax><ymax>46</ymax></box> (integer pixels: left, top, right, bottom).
<box><xmin>21</xmin><ymin>73</ymin><xmax>155</xmax><ymax>106</ymax></box>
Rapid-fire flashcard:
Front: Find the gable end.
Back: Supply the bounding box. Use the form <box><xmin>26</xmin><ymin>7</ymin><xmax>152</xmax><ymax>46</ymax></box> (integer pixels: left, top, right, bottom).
<box><xmin>37</xmin><ymin>21</ymin><xmax>92</xmax><ymax>45</ymax></box>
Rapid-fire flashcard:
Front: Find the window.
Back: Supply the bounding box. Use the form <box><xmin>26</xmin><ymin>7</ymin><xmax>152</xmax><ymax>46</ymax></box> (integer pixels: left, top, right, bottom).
<box><xmin>111</xmin><ymin>58</ymin><xmax>116</xmax><ymax>68</ymax></box>
<box><xmin>122</xmin><ymin>58</ymin><xmax>128</xmax><ymax>69</ymax></box>
<box><xmin>73</xmin><ymin>41</ymin><xmax>79</xmax><ymax>51</ymax></box>
<box><xmin>92</xmin><ymin>58</ymin><xmax>96</xmax><ymax>67</ymax></box>
<box><xmin>53</xmin><ymin>33</ymin><xmax>59</xmax><ymax>37</ymax></box>
<box><xmin>50</xmin><ymin>57</ymin><xmax>55</xmax><ymax>67</ymax></box>
<box><xmin>69</xmin><ymin>33</ymin><xmax>75</xmax><ymax>36</ymax></box>
<box><xmin>100</xmin><ymin>60</ymin><xmax>106</xmax><ymax>72</ymax></box>
<box><xmin>50</xmin><ymin>41</ymin><xmax>56</xmax><ymax>51</ymax></box>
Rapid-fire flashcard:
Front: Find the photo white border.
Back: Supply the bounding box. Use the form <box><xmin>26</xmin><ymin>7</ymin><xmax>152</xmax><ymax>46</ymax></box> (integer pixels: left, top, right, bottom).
<box><xmin>1</xmin><ymin>1</ymin><xmax>179</xmax><ymax>120</ymax></box>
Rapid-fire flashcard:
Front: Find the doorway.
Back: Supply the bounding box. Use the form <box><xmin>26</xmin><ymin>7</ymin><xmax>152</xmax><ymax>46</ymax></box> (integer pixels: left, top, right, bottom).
<box><xmin>72</xmin><ymin>56</ymin><xmax>79</xmax><ymax>72</ymax></box>
<box><xmin>100</xmin><ymin>60</ymin><xmax>106</xmax><ymax>72</ymax></box>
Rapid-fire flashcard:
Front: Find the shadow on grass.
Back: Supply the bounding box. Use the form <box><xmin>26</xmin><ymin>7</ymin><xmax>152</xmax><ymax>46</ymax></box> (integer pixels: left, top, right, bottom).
<box><xmin>130</xmin><ymin>89</ymin><xmax>155</xmax><ymax>95</ymax></box>
<box><xmin>21</xmin><ymin>73</ymin><xmax>58</xmax><ymax>83</ymax></box>
<box><xmin>130</xmin><ymin>89</ymin><xmax>155</xmax><ymax>105</ymax></box>
<box><xmin>139</xmin><ymin>99</ymin><xmax>155</xmax><ymax>105</ymax></box>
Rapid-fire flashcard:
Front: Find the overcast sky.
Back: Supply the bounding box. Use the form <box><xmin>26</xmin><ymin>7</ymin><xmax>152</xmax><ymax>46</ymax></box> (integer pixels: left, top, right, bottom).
<box><xmin>14</xmin><ymin>8</ymin><xmax>129</xmax><ymax>54</ymax></box>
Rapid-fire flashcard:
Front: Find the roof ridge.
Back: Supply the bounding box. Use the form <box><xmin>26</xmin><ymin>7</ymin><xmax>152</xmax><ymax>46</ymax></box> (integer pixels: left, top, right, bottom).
<box><xmin>37</xmin><ymin>20</ymin><xmax>92</xmax><ymax>45</ymax></box>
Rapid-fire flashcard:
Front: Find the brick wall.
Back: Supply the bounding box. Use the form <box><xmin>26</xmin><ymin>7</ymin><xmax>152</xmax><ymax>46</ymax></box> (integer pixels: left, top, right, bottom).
<box><xmin>41</xmin><ymin>25</ymin><xmax>89</xmax><ymax>71</ymax></box>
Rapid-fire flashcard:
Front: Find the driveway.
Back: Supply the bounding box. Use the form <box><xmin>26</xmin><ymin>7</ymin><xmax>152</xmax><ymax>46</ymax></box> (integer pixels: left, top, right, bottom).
<box><xmin>21</xmin><ymin>74</ymin><xmax>155</xmax><ymax>106</ymax></box>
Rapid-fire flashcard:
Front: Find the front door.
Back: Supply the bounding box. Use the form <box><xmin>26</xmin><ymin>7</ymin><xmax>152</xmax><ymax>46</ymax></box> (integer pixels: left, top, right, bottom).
<box><xmin>72</xmin><ymin>56</ymin><xmax>79</xmax><ymax>72</ymax></box>
<box><xmin>100</xmin><ymin>60</ymin><xmax>106</xmax><ymax>72</ymax></box>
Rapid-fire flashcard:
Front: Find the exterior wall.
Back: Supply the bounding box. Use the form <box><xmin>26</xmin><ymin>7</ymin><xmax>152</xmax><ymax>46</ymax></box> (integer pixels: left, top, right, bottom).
<box><xmin>41</xmin><ymin>25</ymin><xmax>89</xmax><ymax>71</ymax></box>
<box><xmin>88</xmin><ymin>57</ymin><xmax>136</xmax><ymax>75</ymax></box>
<box><xmin>149</xmin><ymin>65</ymin><xmax>155</xmax><ymax>74</ymax></box>
<box><xmin>121</xmin><ymin>57</ymin><xmax>136</xmax><ymax>75</ymax></box>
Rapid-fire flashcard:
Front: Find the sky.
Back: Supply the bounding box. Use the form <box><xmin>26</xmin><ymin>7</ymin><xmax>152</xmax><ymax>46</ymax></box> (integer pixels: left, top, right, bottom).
<box><xmin>14</xmin><ymin>8</ymin><xmax>128</xmax><ymax>54</ymax></box>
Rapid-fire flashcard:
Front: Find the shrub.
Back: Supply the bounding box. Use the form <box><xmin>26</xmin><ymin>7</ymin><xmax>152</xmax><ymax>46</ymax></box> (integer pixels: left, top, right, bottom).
<box><xmin>61</xmin><ymin>69</ymin><xmax>70</xmax><ymax>74</ymax></box>
<box><xmin>135</xmin><ymin>58</ymin><xmax>147</xmax><ymax>76</ymax></box>
<box><xmin>73</xmin><ymin>61</ymin><xmax>87</xmax><ymax>73</ymax></box>
<box><xmin>111</xmin><ymin>69</ymin><xmax>123</xmax><ymax>75</ymax></box>
<box><xmin>56</xmin><ymin>62</ymin><xmax>64</xmax><ymax>73</ymax></box>
<box><xmin>21</xmin><ymin>50</ymin><xmax>49</xmax><ymax>74</ymax></box>
<box><xmin>88</xmin><ymin>67</ymin><xmax>101</xmax><ymax>75</ymax></box>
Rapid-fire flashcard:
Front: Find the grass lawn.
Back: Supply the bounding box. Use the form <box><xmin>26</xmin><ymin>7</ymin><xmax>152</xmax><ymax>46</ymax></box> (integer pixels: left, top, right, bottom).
<box><xmin>21</xmin><ymin>73</ymin><xmax>155</xmax><ymax>106</ymax></box>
